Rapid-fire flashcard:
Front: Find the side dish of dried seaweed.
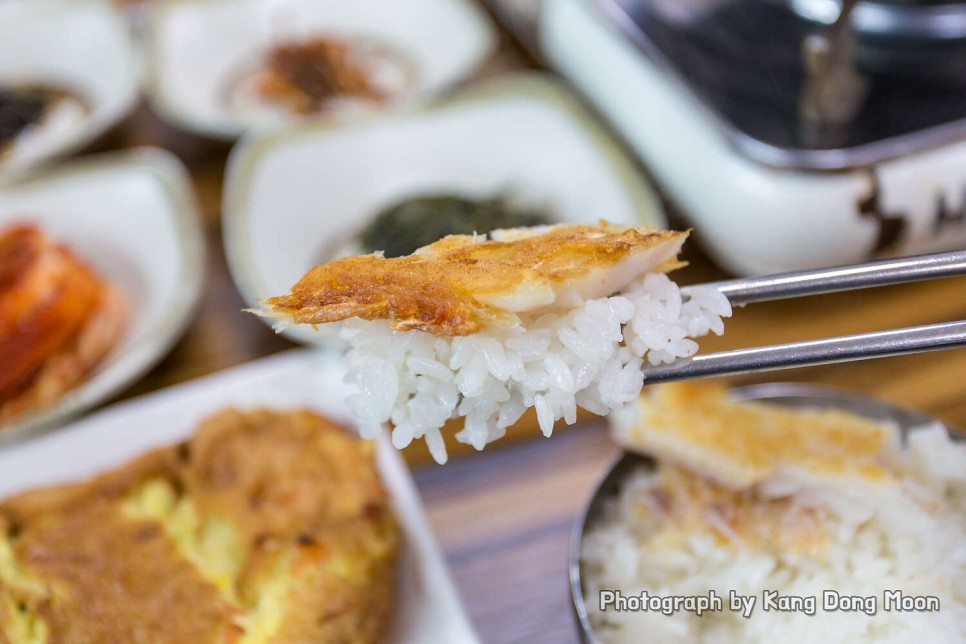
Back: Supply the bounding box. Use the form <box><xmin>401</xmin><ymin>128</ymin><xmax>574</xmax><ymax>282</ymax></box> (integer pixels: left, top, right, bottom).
<box><xmin>0</xmin><ymin>84</ymin><xmax>89</xmax><ymax>161</ymax></box>
<box><xmin>358</xmin><ymin>193</ymin><xmax>552</xmax><ymax>258</ymax></box>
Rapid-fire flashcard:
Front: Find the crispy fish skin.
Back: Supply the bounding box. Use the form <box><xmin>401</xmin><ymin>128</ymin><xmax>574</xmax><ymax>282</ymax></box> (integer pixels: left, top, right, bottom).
<box><xmin>265</xmin><ymin>223</ymin><xmax>688</xmax><ymax>336</ymax></box>
<box><xmin>612</xmin><ymin>382</ymin><xmax>897</xmax><ymax>490</ymax></box>
<box><xmin>0</xmin><ymin>409</ymin><xmax>398</xmax><ymax>644</ymax></box>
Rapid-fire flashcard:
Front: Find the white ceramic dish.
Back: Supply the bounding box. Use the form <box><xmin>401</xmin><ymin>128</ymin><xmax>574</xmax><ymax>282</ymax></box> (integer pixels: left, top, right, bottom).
<box><xmin>0</xmin><ymin>349</ymin><xmax>481</xmax><ymax>644</ymax></box>
<box><xmin>224</xmin><ymin>73</ymin><xmax>668</xmax><ymax>345</ymax></box>
<box><xmin>0</xmin><ymin>147</ymin><xmax>205</xmax><ymax>444</ymax></box>
<box><xmin>144</xmin><ymin>0</ymin><xmax>497</xmax><ymax>139</ymax></box>
<box><xmin>0</xmin><ymin>0</ymin><xmax>140</xmax><ymax>180</ymax></box>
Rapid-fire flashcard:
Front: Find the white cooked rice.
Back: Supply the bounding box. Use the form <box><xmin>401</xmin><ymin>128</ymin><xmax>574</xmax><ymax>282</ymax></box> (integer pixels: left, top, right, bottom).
<box><xmin>341</xmin><ymin>274</ymin><xmax>731</xmax><ymax>464</ymax></box>
<box><xmin>580</xmin><ymin>422</ymin><xmax>966</xmax><ymax>643</ymax></box>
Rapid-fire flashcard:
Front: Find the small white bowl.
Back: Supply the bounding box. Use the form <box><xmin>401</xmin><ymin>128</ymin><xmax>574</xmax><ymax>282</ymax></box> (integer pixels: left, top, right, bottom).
<box><xmin>0</xmin><ymin>147</ymin><xmax>206</xmax><ymax>443</ymax></box>
<box><xmin>224</xmin><ymin>73</ymin><xmax>667</xmax><ymax>345</ymax></box>
<box><xmin>0</xmin><ymin>349</ymin><xmax>480</xmax><ymax>643</ymax></box>
<box><xmin>0</xmin><ymin>0</ymin><xmax>140</xmax><ymax>179</ymax></box>
<box><xmin>144</xmin><ymin>0</ymin><xmax>497</xmax><ymax>139</ymax></box>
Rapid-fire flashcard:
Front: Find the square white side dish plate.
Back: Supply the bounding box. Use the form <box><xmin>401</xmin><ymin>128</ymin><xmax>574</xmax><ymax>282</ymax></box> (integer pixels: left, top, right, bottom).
<box><xmin>0</xmin><ymin>148</ymin><xmax>206</xmax><ymax>443</ymax></box>
<box><xmin>0</xmin><ymin>0</ymin><xmax>140</xmax><ymax>179</ymax></box>
<box><xmin>0</xmin><ymin>349</ymin><xmax>480</xmax><ymax>644</ymax></box>
<box><xmin>144</xmin><ymin>0</ymin><xmax>497</xmax><ymax>138</ymax></box>
<box><xmin>224</xmin><ymin>73</ymin><xmax>667</xmax><ymax>344</ymax></box>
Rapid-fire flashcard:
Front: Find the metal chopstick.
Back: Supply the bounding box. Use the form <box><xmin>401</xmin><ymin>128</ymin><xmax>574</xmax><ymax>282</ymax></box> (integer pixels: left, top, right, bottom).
<box><xmin>683</xmin><ymin>249</ymin><xmax>966</xmax><ymax>306</ymax></box>
<box><xmin>642</xmin><ymin>320</ymin><xmax>966</xmax><ymax>382</ymax></box>
<box><xmin>649</xmin><ymin>250</ymin><xmax>966</xmax><ymax>381</ymax></box>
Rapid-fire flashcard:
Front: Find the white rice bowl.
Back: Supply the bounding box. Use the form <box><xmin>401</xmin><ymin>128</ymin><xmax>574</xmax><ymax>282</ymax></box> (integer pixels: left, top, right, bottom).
<box><xmin>580</xmin><ymin>422</ymin><xmax>966</xmax><ymax>643</ymax></box>
<box><xmin>341</xmin><ymin>274</ymin><xmax>731</xmax><ymax>464</ymax></box>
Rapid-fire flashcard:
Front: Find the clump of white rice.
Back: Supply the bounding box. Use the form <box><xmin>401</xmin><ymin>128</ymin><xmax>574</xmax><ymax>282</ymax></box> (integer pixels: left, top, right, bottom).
<box><xmin>341</xmin><ymin>274</ymin><xmax>731</xmax><ymax>463</ymax></box>
<box><xmin>581</xmin><ymin>422</ymin><xmax>966</xmax><ymax>643</ymax></box>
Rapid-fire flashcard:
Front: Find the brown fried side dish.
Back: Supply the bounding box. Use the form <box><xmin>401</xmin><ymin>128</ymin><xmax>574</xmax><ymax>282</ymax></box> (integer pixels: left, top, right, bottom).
<box><xmin>0</xmin><ymin>223</ymin><xmax>125</xmax><ymax>427</ymax></box>
<box><xmin>255</xmin><ymin>37</ymin><xmax>388</xmax><ymax>114</ymax></box>
<box><xmin>0</xmin><ymin>409</ymin><xmax>399</xmax><ymax>644</ymax></box>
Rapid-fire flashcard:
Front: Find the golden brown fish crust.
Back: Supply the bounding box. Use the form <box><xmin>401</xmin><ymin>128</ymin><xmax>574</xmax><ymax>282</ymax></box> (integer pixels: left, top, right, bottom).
<box><xmin>613</xmin><ymin>382</ymin><xmax>897</xmax><ymax>490</ymax></box>
<box><xmin>265</xmin><ymin>222</ymin><xmax>688</xmax><ymax>336</ymax></box>
<box><xmin>0</xmin><ymin>408</ymin><xmax>398</xmax><ymax>644</ymax></box>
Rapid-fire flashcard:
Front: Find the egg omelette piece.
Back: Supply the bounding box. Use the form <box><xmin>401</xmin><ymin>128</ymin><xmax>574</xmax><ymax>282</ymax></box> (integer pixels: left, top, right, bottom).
<box><xmin>0</xmin><ymin>408</ymin><xmax>398</xmax><ymax>644</ymax></box>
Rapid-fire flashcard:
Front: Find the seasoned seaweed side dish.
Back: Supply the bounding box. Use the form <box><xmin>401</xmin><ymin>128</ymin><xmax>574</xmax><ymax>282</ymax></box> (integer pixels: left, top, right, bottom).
<box><xmin>0</xmin><ymin>85</ymin><xmax>74</xmax><ymax>154</ymax></box>
<box><xmin>359</xmin><ymin>193</ymin><xmax>552</xmax><ymax>258</ymax></box>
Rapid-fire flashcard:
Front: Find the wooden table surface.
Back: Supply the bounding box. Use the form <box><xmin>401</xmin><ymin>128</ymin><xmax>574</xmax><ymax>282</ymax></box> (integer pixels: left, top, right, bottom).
<box><xmin>73</xmin><ymin>21</ymin><xmax>966</xmax><ymax>644</ymax></box>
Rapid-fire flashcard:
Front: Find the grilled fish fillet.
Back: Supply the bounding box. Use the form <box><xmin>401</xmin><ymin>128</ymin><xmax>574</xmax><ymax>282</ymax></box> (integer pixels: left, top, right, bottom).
<box><xmin>0</xmin><ymin>224</ymin><xmax>125</xmax><ymax>426</ymax></box>
<box><xmin>0</xmin><ymin>409</ymin><xmax>398</xmax><ymax>644</ymax></box>
<box><xmin>264</xmin><ymin>222</ymin><xmax>688</xmax><ymax>336</ymax></box>
<box><xmin>611</xmin><ymin>382</ymin><xmax>900</xmax><ymax>490</ymax></box>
